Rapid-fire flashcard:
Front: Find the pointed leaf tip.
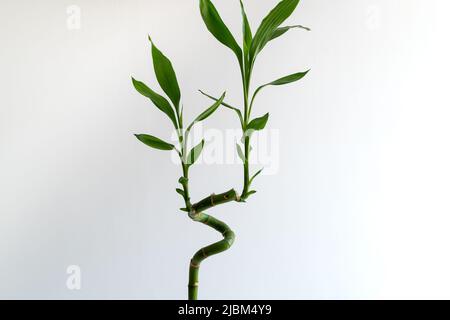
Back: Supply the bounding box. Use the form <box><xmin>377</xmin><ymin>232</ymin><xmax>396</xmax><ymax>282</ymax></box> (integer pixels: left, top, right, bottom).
<box><xmin>187</xmin><ymin>139</ymin><xmax>205</xmax><ymax>166</ymax></box>
<box><xmin>199</xmin><ymin>0</ymin><xmax>243</xmax><ymax>63</ymax></box>
<box><xmin>191</xmin><ymin>91</ymin><xmax>226</xmax><ymax>126</ymax></box>
<box><xmin>251</xmin><ymin>70</ymin><xmax>310</xmax><ymax>106</ymax></box>
<box><xmin>269</xmin><ymin>24</ymin><xmax>311</xmax><ymax>42</ymax></box>
<box><xmin>247</xmin><ymin>113</ymin><xmax>269</xmax><ymax>132</ymax></box>
<box><xmin>250</xmin><ymin>0</ymin><xmax>301</xmax><ymax>63</ymax></box>
<box><xmin>134</xmin><ymin>134</ymin><xmax>175</xmax><ymax>151</ymax></box>
<box><xmin>266</xmin><ymin>70</ymin><xmax>310</xmax><ymax>86</ymax></box>
<box><xmin>176</xmin><ymin>188</ymin><xmax>186</xmax><ymax>197</ymax></box>
<box><xmin>151</xmin><ymin>40</ymin><xmax>181</xmax><ymax>111</ymax></box>
<box><xmin>249</xmin><ymin>168</ymin><xmax>264</xmax><ymax>186</ymax></box>
<box><xmin>131</xmin><ymin>78</ymin><xmax>178</xmax><ymax>128</ymax></box>
<box><xmin>240</xmin><ymin>0</ymin><xmax>253</xmax><ymax>58</ymax></box>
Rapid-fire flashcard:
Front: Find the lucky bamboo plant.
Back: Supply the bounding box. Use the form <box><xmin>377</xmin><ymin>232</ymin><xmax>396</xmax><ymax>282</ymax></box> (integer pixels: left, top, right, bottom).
<box><xmin>132</xmin><ymin>0</ymin><xmax>309</xmax><ymax>300</ymax></box>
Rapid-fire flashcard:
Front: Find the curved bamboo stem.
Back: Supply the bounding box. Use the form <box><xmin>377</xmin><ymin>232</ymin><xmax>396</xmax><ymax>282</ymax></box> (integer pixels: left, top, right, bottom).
<box><xmin>187</xmin><ymin>189</ymin><xmax>240</xmax><ymax>300</ymax></box>
<box><xmin>188</xmin><ymin>211</ymin><xmax>235</xmax><ymax>300</ymax></box>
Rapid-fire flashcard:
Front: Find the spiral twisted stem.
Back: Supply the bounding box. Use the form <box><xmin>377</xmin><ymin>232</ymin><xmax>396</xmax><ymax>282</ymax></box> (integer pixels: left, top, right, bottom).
<box><xmin>187</xmin><ymin>190</ymin><xmax>239</xmax><ymax>299</ymax></box>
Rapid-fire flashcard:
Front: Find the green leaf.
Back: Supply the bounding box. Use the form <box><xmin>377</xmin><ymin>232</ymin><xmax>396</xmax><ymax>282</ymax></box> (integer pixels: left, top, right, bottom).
<box><xmin>250</xmin><ymin>70</ymin><xmax>310</xmax><ymax>109</ymax></box>
<box><xmin>190</xmin><ymin>92</ymin><xmax>226</xmax><ymax>128</ymax></box>
<box><xmin>187</xmin><ymin>140</ymin><xmax>205</xmax><ymax>166</ymax></box>
<box><xmin>249</xmin><ymin>168</ymin><xmax>263</xmax><ymax>186</ymax></box>
<box><xmin>132</xmin><ymin>78</ymin><xmax>178</xmax><ymax>128</ymax></box>
<box><xmin>269</xmin><ymin>24</ymin><xmax>310</xmax><ymax>41</ymax></box>
<box><xmin>240</xmin><ymin>0</ymin><xmax>252</xmax><ymax>58</ymax></box>
<box><xmin>180</xmin><ymin>207</ymin><xmax>189</xmax><ymax>212</ymax></box>
<box><xmin>247</xmin><ymin>113</ymin><xmax>269</xmax><ymax>132</ymax></box>
<box><xmin>246</xmin><ymin>190</ymin><xmax>257</xmax><ymax>196</ymax></box>
<box><xmin>236</xmin><ymin>143</ymin><xmax>245</xmax><ymax>163</ymax></box>
<box><xmin>250</xmin><ymin>0</ymin><xmax>300</xmax><ymax>64</ymax></box>
<box><xmin>199</xmin><ymin>0</ymin><xmax>243</xmax><ymax>63</ymax></box>
<box><xmin>198</xmin><ymin>90</ymin><xmax>244</xmax><ymax>128</ymax></box>
<box><xmin>134</xmin><ymin>134</ymin><xmax>175</xmax><ymax>151</ymax></box>
<box><xmin>149</xmin><ymin>37</ymin><xmax>181</xmax><ymax>111</ymax></box>
<box><xmin>176</xmin><ymin>188</ymin><xmax>185</xmax><ymax>197</ymax></box>
<box><xmin>179</xmin><ymin>105</ymin><xmax>184</xmax><ymax>128</ymax></box>
<box><xmin>262</xmin><ymin>70</ymin><xmax>310</xmax><ymax>87</ymax></box>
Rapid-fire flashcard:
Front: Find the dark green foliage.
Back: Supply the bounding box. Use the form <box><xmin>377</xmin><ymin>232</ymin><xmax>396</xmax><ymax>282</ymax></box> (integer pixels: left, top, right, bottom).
<box><xmin>131</xmin><ymin>0</ymin><xmax>309</xmax><ymax>300</ymax></box>
<box><xmin>191</xmin><ymin>92</ymin><xmax>226</xmax><ymax>126</ymax></box>
<box><xmin>269</xmin><ymin>24</ymin><xmax>310</xmax><ymax>41</ymax></box>
<box><xmin>132</xmin><ymin>78</ymin><xmax>178</xmax><ymax>128</ymax></box>
<box><xmin>199</xmin><ymin>0</ymin><xmax>242</xmax><ymax>64</ymax></box>
<box><xmin>134</xmin><ymin>134</ymin><xmax>174</xmax><ymax>151</ymax></box>
<box><xmin>247</xmin><ymin>113</ymin><xmax>269</xmax><ymax>131</ymax></box>
<box><xmin>150</xmin><ymin>37</ymin><xmax>181</xmax><ymax>111</ymax></box>
<box><xmin>250</xmin><ymin>0</ymin><xmax>301</xmax><ymax>65</ymax></box>
<box><xmin>187</xmin><ymin>140</ymin><xmax>205</xmax><ymax>166</ymax></box>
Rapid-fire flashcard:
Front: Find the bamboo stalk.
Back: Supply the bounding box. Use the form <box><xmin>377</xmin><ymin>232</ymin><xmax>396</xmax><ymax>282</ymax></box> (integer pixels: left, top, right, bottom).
<box><xmin>186</xmin><ymin>190</ymin><xmax>240</xmax><ymax>299</ymax></box>
<box><xmin>192</xmin><ymin>189</ymin><xmax>240</xmax><ymax>212</ymax></box>
<box><xmin>187</xmin><ymin>211</ymin><xmax>235</xmax><ymax>300</ymax></box>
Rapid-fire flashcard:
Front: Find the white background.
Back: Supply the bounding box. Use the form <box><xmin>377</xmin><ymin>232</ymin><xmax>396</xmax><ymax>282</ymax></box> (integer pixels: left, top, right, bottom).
<box><xmin>1</xmin><ymin>0</ymin><xmax>450</xmax><ymax>299</ymax></box>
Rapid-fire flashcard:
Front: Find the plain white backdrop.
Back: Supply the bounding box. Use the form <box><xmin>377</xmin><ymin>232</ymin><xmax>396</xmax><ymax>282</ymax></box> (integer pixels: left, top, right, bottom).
<box><xmin>1</xmin><ymin>0</ymin><xmax>450</xmax><ymax>299</ymax></box>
